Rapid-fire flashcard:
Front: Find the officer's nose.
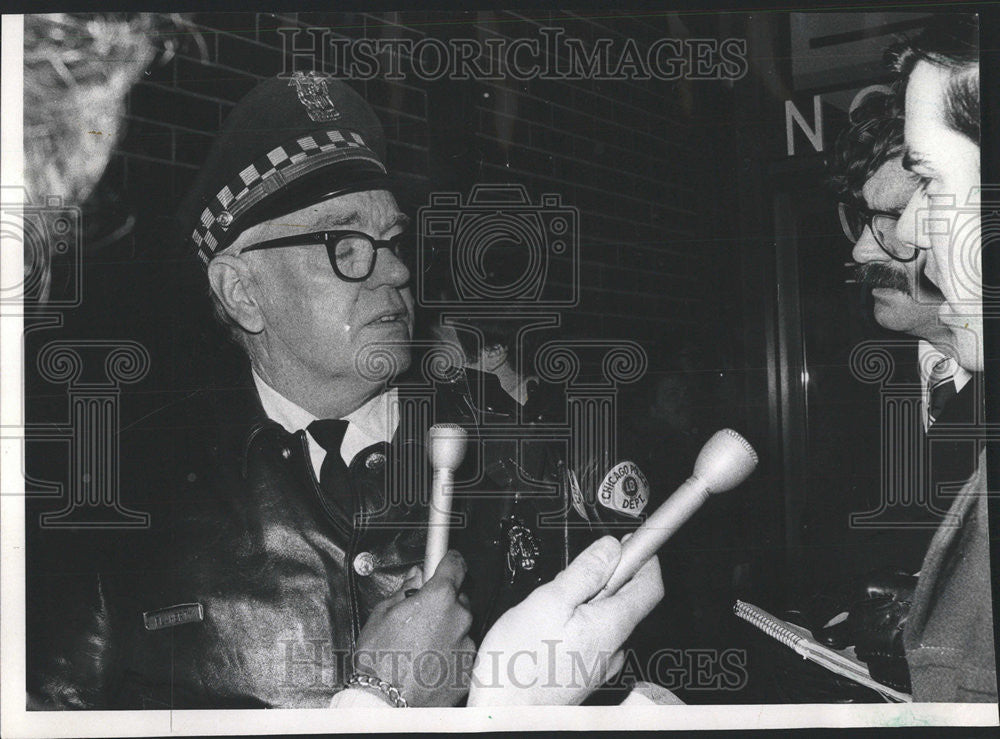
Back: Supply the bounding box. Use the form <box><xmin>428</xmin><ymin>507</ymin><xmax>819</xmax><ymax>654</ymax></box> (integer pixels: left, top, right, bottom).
<box><xmin>369</xmin><ymin>245</ymin><xmax>411</xmax><ymax>288</ymax></box>
<box><xmin>852</xmin><ymin>225</ymin><xmax>888</xmax><ymax>265</ymax></box>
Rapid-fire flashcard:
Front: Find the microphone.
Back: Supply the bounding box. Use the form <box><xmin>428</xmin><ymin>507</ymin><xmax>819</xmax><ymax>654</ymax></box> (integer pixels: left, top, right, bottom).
<box><xmin>594</xmin><ymin>429</ymin><xmax>758</xmax><ymax>599</ymax></box>
<box><xmin>424</xmin><ymin>423</ymin><xmax>469</xmax><ymax>580</ymax></box>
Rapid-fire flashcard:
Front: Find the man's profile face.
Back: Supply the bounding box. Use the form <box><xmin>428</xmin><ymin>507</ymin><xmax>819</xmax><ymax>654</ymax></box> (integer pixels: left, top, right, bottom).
<box><xmin>897</xmin><ymin>61</ymin><xmax>983</xmax><ymax>371</ymax></box>
<box><xmin>851</xmin><ymin>157</ymin><xmax>944</xmax><ymax>336</ymax></box>
<box><xmin>236</xmin><ymin>189</ymin><xmax>415</xmax><ymax>389</ymax></box>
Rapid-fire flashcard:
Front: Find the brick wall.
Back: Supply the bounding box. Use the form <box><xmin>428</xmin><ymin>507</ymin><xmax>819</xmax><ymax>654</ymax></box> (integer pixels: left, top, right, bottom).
<box><xmin>106</xmin><ymin>10</ymin><xmax>740</xmax><ymax>383</ymax></box>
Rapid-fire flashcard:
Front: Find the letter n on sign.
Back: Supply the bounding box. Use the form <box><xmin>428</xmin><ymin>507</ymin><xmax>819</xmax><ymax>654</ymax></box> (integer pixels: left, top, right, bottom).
<box><xmin>785</xmin><ymin>96</ymin><xmax>823</xmax><ymax>156</ymax></box>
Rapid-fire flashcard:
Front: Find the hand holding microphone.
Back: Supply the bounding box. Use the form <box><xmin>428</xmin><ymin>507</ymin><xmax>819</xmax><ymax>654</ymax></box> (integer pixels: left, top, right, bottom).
<box><xmin>468</xmin><ymin>536</ymin><xmax>664</xmax><ymax>706</ymax></box>
<box><xmin>594</xmin><ymin>428</ymin><xmax>758</xmax><ymax>599</ymax></box>
<box><xmin>355</xmin><ymin>551</ymin><xmax>477</xmax><ymax>707</ymax></box>
<box><xmin>346</xmin><ymin>424</ymin><xmax>473</xmax><ymax>707</ymax></box>
<box><xmin>468</xmin><ymin>428</ymin><xmax>756</xmax><ymax>706</ymax></box>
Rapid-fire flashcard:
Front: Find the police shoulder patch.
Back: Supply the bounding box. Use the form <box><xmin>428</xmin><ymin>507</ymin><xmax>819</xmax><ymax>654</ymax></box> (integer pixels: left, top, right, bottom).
<box><xmin>597</xmin><ymin>461</ymin><xmax>649</xmax><ymax>518</ymax></box>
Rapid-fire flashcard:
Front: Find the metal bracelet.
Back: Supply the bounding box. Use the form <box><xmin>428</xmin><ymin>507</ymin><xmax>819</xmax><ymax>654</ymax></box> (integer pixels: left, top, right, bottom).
<box><xmin>345</xmin><ymin>672</ymin><xmax>409</xmax><ymax>708</ymax></box>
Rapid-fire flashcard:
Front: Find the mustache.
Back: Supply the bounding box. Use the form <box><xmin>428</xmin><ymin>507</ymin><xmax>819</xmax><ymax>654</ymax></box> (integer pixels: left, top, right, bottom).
<box><xmin>855</xmin><ymin>262</ymin><xmax>910</xmax><ymax>295</ymax></box>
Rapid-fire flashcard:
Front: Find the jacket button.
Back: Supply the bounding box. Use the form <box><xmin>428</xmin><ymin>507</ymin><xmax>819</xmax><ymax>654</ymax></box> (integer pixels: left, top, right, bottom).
<box><xmin>353</xmin><ymin>551</ymin><xmax>376</xmax><ymax>576</ymax></box>
<box><xmin>365</xmin><ymin>452</ymin><xmax>386</xmax><ymax>470</ymax></box>
<box><xmin>281</xmin><ymin>447</ymin><xmax>292</xmax><ymax>460</ymax></box>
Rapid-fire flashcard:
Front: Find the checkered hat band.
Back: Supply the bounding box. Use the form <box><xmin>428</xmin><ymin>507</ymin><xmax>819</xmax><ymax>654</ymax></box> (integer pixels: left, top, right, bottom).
<box><xmin>192</xmin><ymin>129</ymin><xmax>382</xmax><ymax>263</ymax></box>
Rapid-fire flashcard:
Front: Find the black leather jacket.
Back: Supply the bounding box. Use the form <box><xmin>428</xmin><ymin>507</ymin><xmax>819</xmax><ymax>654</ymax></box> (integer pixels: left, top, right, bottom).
<box><xmin>27</xmin><ymin>367</ymin><xmax>634</xmax><ymax>709</ymax></box>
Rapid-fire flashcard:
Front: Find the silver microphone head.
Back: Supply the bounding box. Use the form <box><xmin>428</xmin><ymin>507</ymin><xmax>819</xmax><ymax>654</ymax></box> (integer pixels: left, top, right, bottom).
<box><xmin>427</xmin><ymin>423</ymin><xmax>468</xmax><ymax>471</ymax></box>
<box><xmin>692</xmin><ymin>429</ymin><xmax>758</xmax><ymax>494</ymax></box>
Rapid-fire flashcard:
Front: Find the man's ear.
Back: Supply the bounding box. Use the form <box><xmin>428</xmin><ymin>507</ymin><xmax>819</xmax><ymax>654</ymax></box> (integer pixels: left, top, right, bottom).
<box><xmin>206</xmin><ymin>255</ymin><xmax>265</xmax><ymax>334</ymax></box>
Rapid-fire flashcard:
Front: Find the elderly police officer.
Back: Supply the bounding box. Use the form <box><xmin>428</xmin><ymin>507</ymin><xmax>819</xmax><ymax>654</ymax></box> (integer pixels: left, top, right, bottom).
<box><xmin>32</xmin><ymin>73</ymin><xmax>475</xmax><ymax>710</ymax></box>
<box><xmin>30</xmin><ymin>71</ymin><xmax>664</xmax><ymax>710</ymax></box>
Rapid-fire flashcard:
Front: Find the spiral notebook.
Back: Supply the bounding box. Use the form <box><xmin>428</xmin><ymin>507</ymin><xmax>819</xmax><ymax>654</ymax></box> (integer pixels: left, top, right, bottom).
<box><xmin>733</xmin><ymin>599</ymin><xmax>913</xmax><ymax>703</ymax></box>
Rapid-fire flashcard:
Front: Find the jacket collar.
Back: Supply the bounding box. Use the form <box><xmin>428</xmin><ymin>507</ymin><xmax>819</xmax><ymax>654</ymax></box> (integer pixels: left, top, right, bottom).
<box><xmin>208</xmin><ymin>361</ymin><xmax>504</xmax><ymax>477</ymax></box>
<box><xmin>192</xmin><ymin>367</ymin><xmax>285</xmax><ymax>478</ymax></box>
<box><xmin>252</xmin><ymin>368</ymin><xmax>400</xmax><ymax>465</ymax></box>
<box><xmin>205</xmin><ymin>364</ymin><xmax>408</xmax><ymax>478</ymax></box>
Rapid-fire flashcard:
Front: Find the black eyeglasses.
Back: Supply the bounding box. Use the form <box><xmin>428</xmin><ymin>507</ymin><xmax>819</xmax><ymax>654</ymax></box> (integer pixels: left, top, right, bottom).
<box><xmin>837</xmin><ymin>201</ymin><xmax>920</xmax><ymax>262</ymax></box>
<box><xmin>239</xmin><ymin>229</ymin><xmax>413</xmax><ymax>282</ymax></box>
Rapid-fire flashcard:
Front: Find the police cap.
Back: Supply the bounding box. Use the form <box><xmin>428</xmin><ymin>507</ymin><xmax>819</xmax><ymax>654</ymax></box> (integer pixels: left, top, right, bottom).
<box><xmin>177</xmin><ymin>72</ymin><xmax>392</xmax><ymax>266</ymax></box>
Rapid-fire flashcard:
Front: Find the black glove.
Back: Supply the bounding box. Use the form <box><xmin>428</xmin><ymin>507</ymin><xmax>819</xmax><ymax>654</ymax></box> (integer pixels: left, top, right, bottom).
<box><xmin>845</xmin><ymin>571</ymin><xmax>916</xmax><ymax>693</ymax></box>
<box><xmin>785</xmin><ymin>592</ymin><xmax>853</xmax><ymax>649</ymax></box>
<box><xmin>744</xmin><ymin>618</ymin><xmax>884</xmax><ymax>703</ymax></box>
<box><xmin>790</xmin><ymin>569</ymin><xmax>916</xmax><ymax>694</ymax></box>
<box><xmin>765</xmin><ymin>599</ymin><xmax>880</xmax><ymax>703</ymax></box>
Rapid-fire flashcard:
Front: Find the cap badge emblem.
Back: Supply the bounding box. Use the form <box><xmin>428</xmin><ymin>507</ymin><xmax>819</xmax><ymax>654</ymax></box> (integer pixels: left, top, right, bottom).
<box><xmin>288</xmin><ymin>71</ymin><xmax>342</xmax><ymax>122</ymax></box>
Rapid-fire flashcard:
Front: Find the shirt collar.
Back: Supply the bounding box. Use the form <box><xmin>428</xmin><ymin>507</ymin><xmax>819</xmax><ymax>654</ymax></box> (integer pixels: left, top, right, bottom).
<box><xmin>343</xmin><ymin>385</ymin><xmax>399</xmax><ymax>443</ymax></box>
<box><xmin>918</xmin><ymin>340</ymin><xmax>972</xmax><ymax>393</ymax></box>
<box><xmin>251</xmin><ymin>368</ymin><xmax>398</xmax><ymax>443</ymax></box>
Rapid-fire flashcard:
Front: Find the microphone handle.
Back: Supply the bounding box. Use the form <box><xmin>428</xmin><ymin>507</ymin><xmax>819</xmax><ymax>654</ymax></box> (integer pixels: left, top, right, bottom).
<box><xmin>424</xmin><ymin>468</ymin><xmax>454</xmax><ymax>580</ymax></box>
<box><xmin>593</xmin><ymin>475</ymin><xmax>709</xmax><ymax>600</ymax></box>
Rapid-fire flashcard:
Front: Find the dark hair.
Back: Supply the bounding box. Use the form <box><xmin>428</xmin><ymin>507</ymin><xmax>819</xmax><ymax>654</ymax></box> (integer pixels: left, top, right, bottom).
<box><xmin>456</xmin><ymin>318</ymin><xmax>519</xmax><ymax>364</ymax></box>
<box><xmin>826</xmin><ymin>88</ymin><xmax>904</xmax><ymax>202</ymax></box>
<box><xmin>888</xmin><ymin>14</ymin><xmax>980</xmax><ymax>145</ymax></box>
<box><xmin>455</xmin><ymin>318</ymin><xmax>549</xmax><ymax>375</ymax></box>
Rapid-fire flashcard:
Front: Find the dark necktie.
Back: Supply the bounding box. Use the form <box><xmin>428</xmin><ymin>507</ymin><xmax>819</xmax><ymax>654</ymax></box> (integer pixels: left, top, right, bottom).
<box><xmin>307</xmin><ymin>419</ymin><xmax>352</xmax><ymax>509</ymax></box>
<box><xmin>927</xmin><ymin>360</ymin><xmax>957</xmax><ymax>428</ymax></box>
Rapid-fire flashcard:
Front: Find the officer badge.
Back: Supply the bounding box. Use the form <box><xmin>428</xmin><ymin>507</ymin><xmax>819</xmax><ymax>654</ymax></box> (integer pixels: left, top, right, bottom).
<box><xmin>501</xmin><ymin>517</ymin><xmax>541</xmax><ymax>578</ymax></box>
<box><xmin>143</xmin><ymin>602</ymin><xmax>204</xmax><ymax>631</ymax></box>
<box><xmin>597</xmin><ymin>461</ymin><xmax>649</xmax><ymax>518</ymax></box>
<box><xmin>566</xmin><ymin>467</ymin><xmax>589</xmax><ymax>521</ymax></box>
<box><xmin>288</xmin><ymin>71</ymin><xmax>342</xmax><ymax>122</ymax></box>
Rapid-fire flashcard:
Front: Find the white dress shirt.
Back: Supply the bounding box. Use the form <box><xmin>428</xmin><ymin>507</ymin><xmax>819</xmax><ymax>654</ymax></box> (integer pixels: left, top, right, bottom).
<box><xmin>252</xmin><ymin>369</ymin><xmax>399</xmax><ymax>475</ymax></box>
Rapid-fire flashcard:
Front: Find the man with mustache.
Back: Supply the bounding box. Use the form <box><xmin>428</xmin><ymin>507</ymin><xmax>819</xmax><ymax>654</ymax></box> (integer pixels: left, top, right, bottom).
<box><xmin>833</xmin><ymin>91</ymin><xmax>939</xmax><ymax>339</ymax></box>
<box><xmin>828</xmin><ymin>90</ymin><xmax>980</xmax><ymax>569</ymax></box>
<box><xmin>808</xmin><ymin>17</ymin><xmax>994</xmax><ymax>703</ymax></box>
<box><xmin>892</xmin><ymin>15</ymin><xmax>996</xmax><ymax>702</ymax></box>
<box><xmin>831</xmin><ymin>89</ymin><xmax>974</xmax><ymax>436</ymax></box>
<box><xmin>775</xmin><ymin>81</ymin><xmax>988</xmax><ymax>699</ymax></box>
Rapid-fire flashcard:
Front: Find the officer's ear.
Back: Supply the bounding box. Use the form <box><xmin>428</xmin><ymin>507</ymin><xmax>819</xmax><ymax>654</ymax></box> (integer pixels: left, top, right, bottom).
<box><xmin>206</xmin><ymin>254</ymin><xmax>265</xmax><ymax>335</ymax></box>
